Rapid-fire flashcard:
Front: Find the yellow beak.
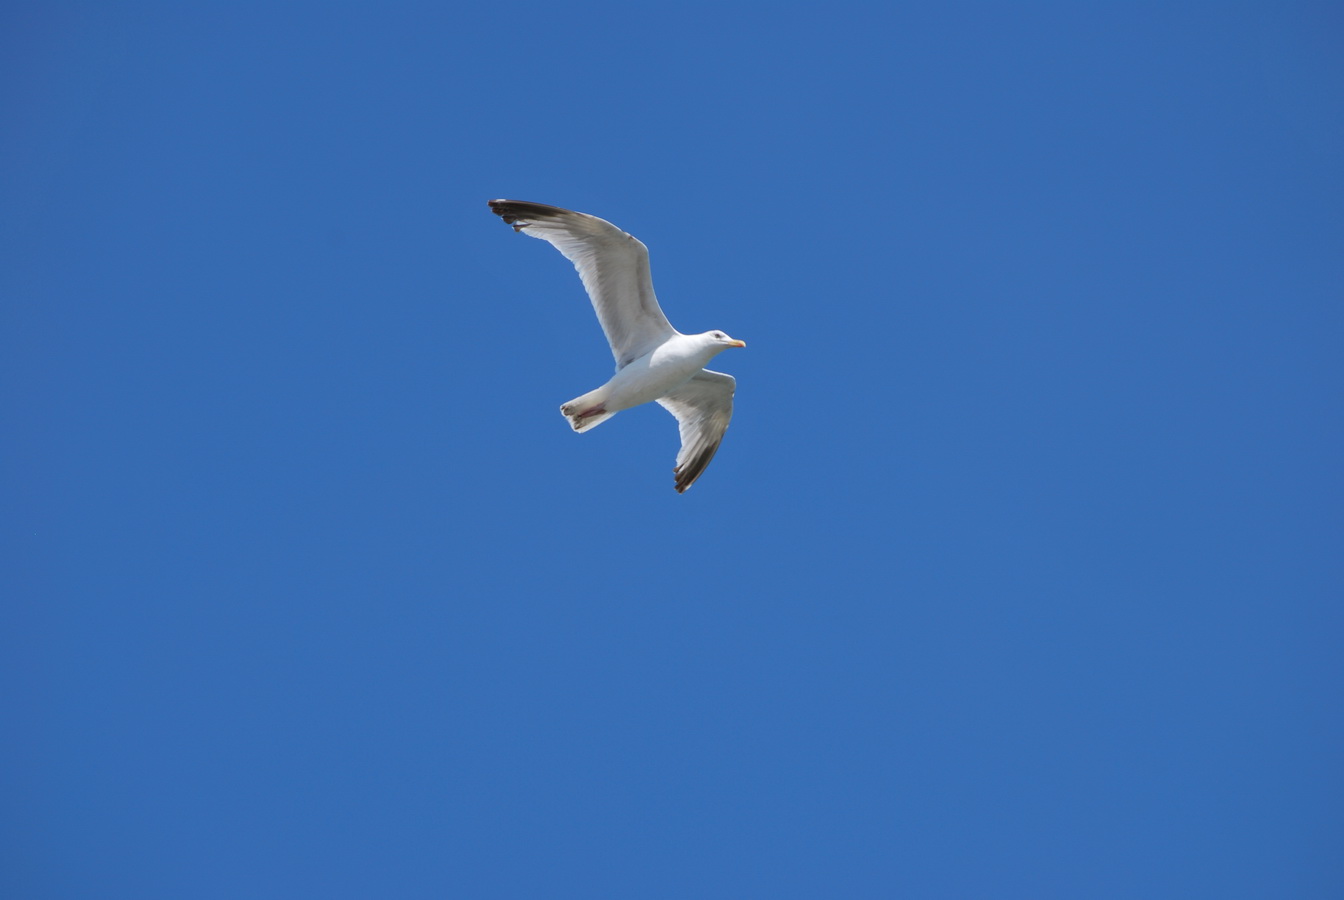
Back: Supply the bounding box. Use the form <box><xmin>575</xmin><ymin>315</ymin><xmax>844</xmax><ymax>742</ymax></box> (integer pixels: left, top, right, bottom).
<box><xmin>730</xmin><ymin>339</ymin><xmax>747</xmax><ymax>348</ymax></box>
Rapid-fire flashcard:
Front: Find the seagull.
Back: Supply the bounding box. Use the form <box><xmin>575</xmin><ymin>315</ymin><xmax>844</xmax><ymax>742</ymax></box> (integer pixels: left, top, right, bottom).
<box><xmin>488</xmin><ymin>199</ymin><xmax>746</xmax><ymax>493</ymax></box>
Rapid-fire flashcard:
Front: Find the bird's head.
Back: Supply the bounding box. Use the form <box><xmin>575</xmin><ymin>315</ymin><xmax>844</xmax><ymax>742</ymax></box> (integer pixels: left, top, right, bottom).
<box><xmin>702</xmin><ymin>330</ymin><xmax>747</xmax><ymax>352</ymax></box>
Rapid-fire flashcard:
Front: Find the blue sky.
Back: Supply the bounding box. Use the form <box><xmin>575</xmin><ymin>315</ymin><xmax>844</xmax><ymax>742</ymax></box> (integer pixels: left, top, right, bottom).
<box><xmin>3</xmin><ymin>3</ymin><xmax>1341</xmax><ymax>897</ymax></box>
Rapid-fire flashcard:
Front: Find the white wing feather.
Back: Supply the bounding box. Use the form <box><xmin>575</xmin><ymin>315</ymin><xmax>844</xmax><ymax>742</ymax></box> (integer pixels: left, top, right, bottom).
<box><xmin>488</xmin><ymin>200</ymin><xmax>677</xmax><ymax>368</ymax></box>
<box><xmin>656</xmin><ymin>369</ymin><xmax>736</xmax><ymax>493</ymax></box>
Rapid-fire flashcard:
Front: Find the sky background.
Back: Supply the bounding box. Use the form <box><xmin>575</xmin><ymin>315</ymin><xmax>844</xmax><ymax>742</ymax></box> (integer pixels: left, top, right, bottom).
<box><xmin>3</xmin><ymin>3</ymin><xmax>1342</xmax><ymax>897</ymax></box>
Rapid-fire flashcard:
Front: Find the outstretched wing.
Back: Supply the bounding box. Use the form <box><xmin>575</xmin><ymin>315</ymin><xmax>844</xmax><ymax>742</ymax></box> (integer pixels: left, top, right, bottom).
<box><xmin>488</xmin><ymin>199</ymin><xmax>677</xmax><ymax>368</ymax></box>
<box><xmin>656</xmin><ymin>369</ymin><xmax>736</xmax><ymax>493</ymax></box>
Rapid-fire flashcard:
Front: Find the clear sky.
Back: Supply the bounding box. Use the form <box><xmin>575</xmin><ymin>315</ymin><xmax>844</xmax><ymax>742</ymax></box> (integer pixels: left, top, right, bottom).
<box><xmin>3</xmin><ymin>3</ymin><xmax>1341</xmax><ymax>897</ymax></box>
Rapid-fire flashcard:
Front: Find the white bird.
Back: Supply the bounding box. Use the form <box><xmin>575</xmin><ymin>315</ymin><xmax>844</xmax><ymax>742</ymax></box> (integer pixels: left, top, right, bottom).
<box><xmin>488</xmin><ymin>199</ymin><xmax>747</xmax><ymax>493</ymax></box>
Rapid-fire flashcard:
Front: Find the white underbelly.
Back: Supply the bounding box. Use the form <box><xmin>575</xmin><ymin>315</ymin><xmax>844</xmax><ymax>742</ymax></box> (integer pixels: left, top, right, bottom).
<box><xmin>605</xmin><ymin>353</ymin><xmax>701</xmax><ymax>411</ymax></box>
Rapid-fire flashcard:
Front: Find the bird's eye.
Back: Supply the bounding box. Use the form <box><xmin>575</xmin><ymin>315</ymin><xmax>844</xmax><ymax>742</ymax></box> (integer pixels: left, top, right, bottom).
<box><xmin>714</xmin><ymin>332</ymin><xmax>724</xmax><ymax>339</ymax></box>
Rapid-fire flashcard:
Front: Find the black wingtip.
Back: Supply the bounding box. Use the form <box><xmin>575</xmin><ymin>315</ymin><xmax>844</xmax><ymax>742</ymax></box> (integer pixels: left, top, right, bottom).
<box><xmin>488</xmin><ymin>199</ymin><xmax>525</xmax><ymax>230</ymax></box>
<box><xmin>488</xmin><ymin>199</ymin><xmax>575</xmax><ymax>228</ymax></box>
<box><xmin>671</xmin><ymin>440</ymin><xmax>723</xmax><ymax>493</ymax></box>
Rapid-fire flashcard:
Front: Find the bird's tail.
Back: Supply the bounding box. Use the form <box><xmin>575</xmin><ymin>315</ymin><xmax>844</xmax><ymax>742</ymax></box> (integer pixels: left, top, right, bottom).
<box><xmin>560</xmin><ymin>388</ymin><xmax>617</xmax><ymax>433</ymax></box>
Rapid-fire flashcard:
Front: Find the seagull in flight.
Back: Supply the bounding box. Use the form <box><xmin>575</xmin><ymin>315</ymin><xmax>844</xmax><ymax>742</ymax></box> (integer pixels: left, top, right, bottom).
<box><xmin>488</xmin><ymin>199</ymin><xmax>746</xmax><ymax>493</ymax></box>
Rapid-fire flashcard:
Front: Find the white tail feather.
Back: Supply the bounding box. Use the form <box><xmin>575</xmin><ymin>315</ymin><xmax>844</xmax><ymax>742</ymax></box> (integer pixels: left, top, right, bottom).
<box><xmin>560</xmin><ymin>387</ymin><xmax>617</xmax><ymax>433</ymax></box>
